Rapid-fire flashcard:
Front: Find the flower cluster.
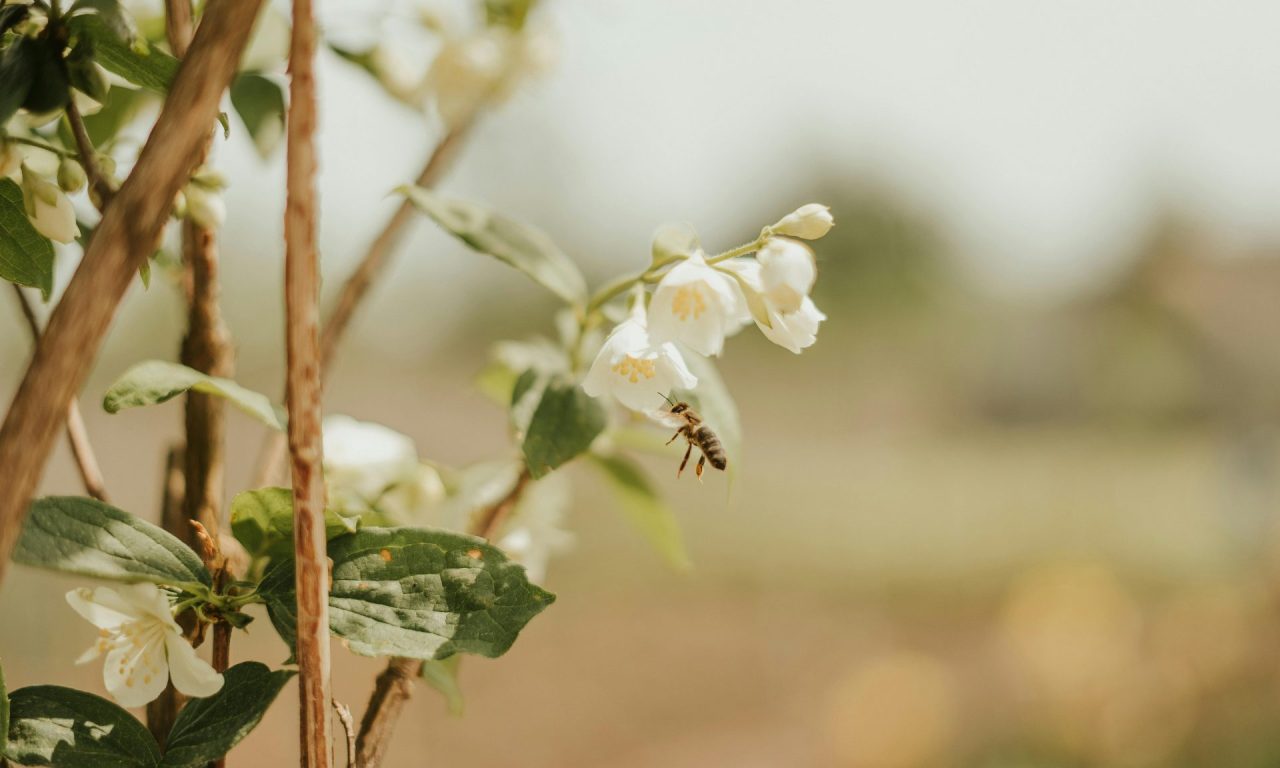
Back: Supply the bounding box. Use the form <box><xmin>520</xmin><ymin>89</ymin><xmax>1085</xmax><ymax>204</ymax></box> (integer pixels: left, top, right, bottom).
<box><xmin>584</xmin><ymin>204</ymin><xmax>833</xmax><ymax>412</ymax></box>
<box><xmin>1</xmin><ymin>140</ymin><xmax>82</xmax><ymax>244</ymax></box>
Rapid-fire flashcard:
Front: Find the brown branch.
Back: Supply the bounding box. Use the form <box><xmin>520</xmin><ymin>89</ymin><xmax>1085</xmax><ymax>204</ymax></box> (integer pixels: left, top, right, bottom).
<box><xmin>9</xmin><ymin>285</ymin><xmax>109</xmax><ymax>501</ymax></box>
<box><xmin>64</xmin><ymin>99</ymin><xmax>115</xmax><ymax>207</ymax></box>
<box><xmin>148</xmin><ymin>446</ymin><xmax>187</xmax><ymax>747</ymax></box>
<box><xmin>353</xmin><ymin>469</ymin><xmax>532</xmax><ymax>768</ymax></box>
<box><xmin>333</xmin><ymin>699</ymin><xmax>357</xmax><ymax>768</ymax></box>
<box><xmin>0</xmin><ymin>0</ymin><xmax>264</xmax><ymax>587</ymax></box>
<box><xmin>286</xmin><ymin>0</ymin><xmax>333</xmax><ymax>765</ymax></box>
<box><xmin>250</xmin><ymin>122</ymin><xmax>474</xmax><ymax>489</ymax></box>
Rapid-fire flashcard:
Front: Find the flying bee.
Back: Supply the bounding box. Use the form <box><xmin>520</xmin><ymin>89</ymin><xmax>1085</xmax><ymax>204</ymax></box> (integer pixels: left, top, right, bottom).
<box><xmin>659</xmin><ymin>394</ymin><xmax>728</xmax><ymax>479</ymax></box>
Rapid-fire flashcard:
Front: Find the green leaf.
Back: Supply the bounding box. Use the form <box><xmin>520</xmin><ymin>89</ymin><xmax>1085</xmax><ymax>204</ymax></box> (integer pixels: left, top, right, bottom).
<box><xmin>260</xmin><ymin>527</ymin><xmax>556</xmax><ymax>661</ymax></box>
<box><xmin>0</xmin><ymin>658</ymin><xmax>8</xmax><ymax>755</ymax></box>
<box><xmin>103</xmin><ymin>360</ymin><xmax>285</xmax><ymax>430</ymax></box>
<box><xmin>675</xmin><ymin>355</ymin><xmax>741</xmax><ymax>477</ymax></box>
<box><xmin>20</xmin><ymin>36</ymin><xmax>70</xmax><ymax>114</ymax></box>
<box><xmin>79</xmin><ymin>85</ymin><xmax>153</xmax><ymax>146</ymax></box>
<box><xmin>69</xmin><ymin>0</ymin><xmax>141</xmax><ymax>45</ymax></box>
<box><xmin>256</xmin><ymin>557</ymin><xmax>298</xmax><ymax>662</ymax></box>
<box><xmin>0</xmin><ymin>179</ymin><xmax>55</xmax><ymax>299</ymax></box>
<box><xmin>230</xmin><ymin>487</ymin><xmax>358</xmax><ymax>562</ymax></box>
<box><xmin>2</xmin><ymin>685</ymin><xmax>160</xmax><ymax>768</ymax></box>
<box><xmin>13</xmin><ymin>496</ymin><xmax>210</xmax><ymax>587</ymax></box>
<box><xmin>400</xmin><ymin>187</ymin><xmax>588</xmax><ymax>306</ymax></box>
<box><xmin>230</xmin><ymin>73</ymin><xmax>286</xmax><ymax>158</ymax></box>
<box><xmin>521</xmin><ymin>381</ymin><xmax>606</xmax><ymax>479</ymax></box>
<box><xmin>66</xmin><ymin>39</ymin><xmax>109</xmax><ymax>102</ymax></box>
<box><xmin>159</xmin><ymin>663</ymin><xmax>294</xmax><ymax>768</ymax></box>
<box><xmin>0</xmin><ymin>32</ymin><xmax>36</xmax><ymax>125</ymax></box>
<box><xmin>420</xmin><ymin>656</ymin><xmax>464</xmax><ymax>717</ymax></box>
<box><xmin>590</xmin><ymin>453</ymin><xmax>690</xmax><ymax>570</ymax></box>
<box><xmin>68</xmin><ymin>12</ymin><xmax>178</xmax><ymax>93</ymax></box>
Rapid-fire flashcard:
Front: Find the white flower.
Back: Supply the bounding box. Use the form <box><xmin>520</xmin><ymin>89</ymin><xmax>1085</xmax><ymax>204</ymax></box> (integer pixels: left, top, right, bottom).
<box><xmin>67</xmin><ymin>584</ymin><xmax>223</xmax><ymax>708</ymax></box>
<box><xmin>184</xmin><ymin>184</ymin><xmax>225</xmax><ymax>229</ymax></box>
<box><xmin>498</xmin><ymin>472</ymin><xmax>574</xmax><ymax>583</ymax></box>
<box><xmin>323</xmin><ymin>415</ymin><xmax>444</xmax><ymax>523</ymax></box>
<box><xmin>583</xmin><ymin>309</ymin><xmax>697</xmax><ymax>412</ymax></box>
<box><xmin>23</xmin><ymin>172</ymin><xmax>78</xmax><ymax>243</ymax></box>
<box><xmin>756</xmin><ymin>237</ymin><xmax>816</xmax><ymax>314</ymax></box>
<box><xmin>647</xmin><ymin>251</ymin><xmax>748</xmax><ymax>356</ymax></box>
<box><xmin>771</xmin><ymin>203</ymin><xmax>834</xmax><ymax>240</ymax></box>
<box><xmin>425</xmin><ymin>31</ymin><xmax>507</xmax><ymax>127</ymax></box>
<box><xmin>722</xmin><ymin>259</ymin><xmax>826</xmax><ymax>354</ymax></box>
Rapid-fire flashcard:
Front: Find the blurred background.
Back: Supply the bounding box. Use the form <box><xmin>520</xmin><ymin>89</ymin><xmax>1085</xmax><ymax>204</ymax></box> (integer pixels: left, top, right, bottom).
<box><xmin>5</xmin><ymin>0</ymin><xmax>1280</xmax><ymax>765</ymax></box>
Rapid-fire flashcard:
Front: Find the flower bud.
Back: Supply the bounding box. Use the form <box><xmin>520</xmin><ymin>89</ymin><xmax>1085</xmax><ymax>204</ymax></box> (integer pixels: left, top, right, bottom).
<box><xmin>426</xmin><ymin>32</ymin><xmax>507</xmax><ymax>126</ymax></box>
<box><xmin>57</xmin><ymin>158</ymin><xmax>87</xmax><ymax>193</ymax></box>
<box><xmin>184</xmin><ymin>185</ymin><xmax>226</xmax><ymax>229</ymax></box>
<box><xmin>22</xmin><ymin>171</ymin><xmax>79</xmax><ymax>243</ymax></box>
<box><xmin>0</xmin><ymin>142</ymin><xmax>22</xmax><ymax>177</ymax></box>
<box><xmin>771</xmin><ymin>203</ymin><xmax>834</xmax><ymax>240</ymax></box>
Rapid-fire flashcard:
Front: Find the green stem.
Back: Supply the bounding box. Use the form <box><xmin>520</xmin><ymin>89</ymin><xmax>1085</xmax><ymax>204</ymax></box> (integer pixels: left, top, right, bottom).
<box><xmin>706</xmin><ymin>230</ymin><xmax>770</xmax><ymax>265</ymax></box>
<box><xmin>5</xmin><ymin>136</ymin><xmax>77</xmax><ymax>159</ymax></box>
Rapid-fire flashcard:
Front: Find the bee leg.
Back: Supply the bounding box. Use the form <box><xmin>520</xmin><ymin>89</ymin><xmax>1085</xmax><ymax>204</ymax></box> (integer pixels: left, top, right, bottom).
<box><xmin>677</xmin><ymin>443</ymin><xmax>692</xmax><ymax>478</ymax></box>
<box><xmin>696</xmin><ymin>453</ymin><xmax>706</xmax><ymax>480</ymax></box>
<box><xmin>666</xmin><ymin>431</ymin><xmax>682</xmax><ymax>446</ymax></box>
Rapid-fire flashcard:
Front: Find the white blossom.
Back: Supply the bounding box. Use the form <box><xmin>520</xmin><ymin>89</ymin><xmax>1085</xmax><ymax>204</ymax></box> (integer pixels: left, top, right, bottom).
<box><xmin>498</xmin><ymin>472</ymin><xmax>574</xmax><ymax>583</ymax></box>
<box><xmin>756</xmin><ymin>237</ymin><xmax>816</xmax><ymax>314</ymax></box>
<box><xmin>323</xmin><ymin>415</ymin><xmax>444</xmax><ymax>523</ymax></box>
<box><xmin>583</xmin><ymin>308</ymin><xmax>697</xmax><ymax>412</ymax></box>
<box><xmin>23</xmin><ymin>171</ymin><xmax>78</xmax><ymax>243</ymax></box>
<box><xmin>771</xmin><ymin>203</ymin><xmax>834</xmax><ymax>240</ymax></box>
<box><xmin>184</xmin><ymin>185</ymin><xmax>226</xmax><ymax>229</ymax></box>
<box><xmin>647</xmin><ymin>251</ymin><xmax>748</xmax><ymax>356</ymax></box>
<box><xmin>722</xmin><ymin>259</ymin><xmax>826</xmax><ymax>353</ymax></box>
<box><xmin>67</xmin><ymin>583</ymin><xmax>223</xmax><ymax>708</ymax></box>
<box><xmin>425</xmin><ymin>31</ymin><xmax>507</xmax><ymax>127</ymax></box>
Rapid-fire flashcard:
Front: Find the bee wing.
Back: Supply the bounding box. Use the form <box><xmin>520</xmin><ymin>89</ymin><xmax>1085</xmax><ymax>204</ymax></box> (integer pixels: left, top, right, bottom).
<box><xmin>648</xmin><ymin>408</ymin><xmax>685</xmax><ymax>429</ymax></box>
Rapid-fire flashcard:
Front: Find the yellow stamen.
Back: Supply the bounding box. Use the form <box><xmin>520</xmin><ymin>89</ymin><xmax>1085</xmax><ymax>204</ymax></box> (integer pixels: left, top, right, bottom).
<box><xmin>672</xmin><ymin>285</ymin><xmax>707</xmax><ymax>321</ymax></box>
<box><xmin>611</xmin><ymin>356</ymin><xmax>656</xmax><ymax>383</ymax></box>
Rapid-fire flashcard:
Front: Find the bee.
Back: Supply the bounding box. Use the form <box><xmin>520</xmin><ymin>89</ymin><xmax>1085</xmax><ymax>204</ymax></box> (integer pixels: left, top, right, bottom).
<box><xmin>661</xmin><ymin>394</ymin><xmax>728</xmax><ymax>479</ymax></box>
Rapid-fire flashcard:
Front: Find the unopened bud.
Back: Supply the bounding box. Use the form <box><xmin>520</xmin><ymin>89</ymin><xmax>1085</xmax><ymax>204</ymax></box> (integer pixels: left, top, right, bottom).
<box><xmin>184</xmin><ymin>185</ymin><xmax>226</xmax><ymax>229</ymax></box>
<box><xmin>57</xmin><ymin>158</ymin><xmax>87</xmax><ymax>193</ymax></box>
<box><xmin>771</xmin><ymin>204</ymin><xmax>834</xmax><ymax>240</ymax></box>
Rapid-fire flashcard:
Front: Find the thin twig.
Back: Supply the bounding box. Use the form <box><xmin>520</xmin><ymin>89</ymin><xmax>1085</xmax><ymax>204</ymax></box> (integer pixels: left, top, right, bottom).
<box><xmin>10</xmin><ymin>284</ymin><xmax>108</xmax><ymax>501</ymax></box>
<box><xmin>286</xmin><ymin>0</ymin><xmax>333</xmax><ymax>764</ymax></box>
<box><xmin>333</xmin><ymin>699</ymin><xmax>357</xmax><ymax>768</ymax></box>
<box><xmin>64</xmin><ymin>99</ymin><xmax>115</xmax><ymax>206</ymax></box>
<box><xmin>250</xmin><ymin>122</ymin><xmax>474</xmax><ymax>489</ymax></box>
<box><xmin>353</xmin><ymin>470</ymin><xmax>532</xmax><ymax>767</ymax></box>
<box><xmin>0</xmin><ymin>0</ymin><xmax>264</xmax><ymax>587</ymax></box>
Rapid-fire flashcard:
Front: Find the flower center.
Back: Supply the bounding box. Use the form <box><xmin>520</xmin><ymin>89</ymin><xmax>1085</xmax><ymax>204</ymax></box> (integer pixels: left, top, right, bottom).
<box><xmin>671</xmin><ymin>285</ymin><xmax>707</xmax><ymax>321</ymax></box>
<box><xmin>612</xmin><ymin>355</ymin><xmax>656</xmax><ymax>383</ymax></box>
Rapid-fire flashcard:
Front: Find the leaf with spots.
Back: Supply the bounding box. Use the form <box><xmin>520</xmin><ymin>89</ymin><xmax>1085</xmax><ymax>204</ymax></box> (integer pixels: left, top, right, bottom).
<box><xmin>256</xmin><ymin>527</ymin><xmax>555</xmax><ymax>661</ymax></box>
<box><xmin>1</xmin><ymin>685</ymin><xmax>160</xmax><ymax>767</ymax></box>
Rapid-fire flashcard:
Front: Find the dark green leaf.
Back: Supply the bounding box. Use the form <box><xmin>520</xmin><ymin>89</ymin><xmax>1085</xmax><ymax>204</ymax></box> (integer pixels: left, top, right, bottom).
<box><xmin>229</xmin><ymin>487</ymin><xmax>358</xmax><ymax>562</ymax></box>
<box><xmin>159</xmin><ymin>663</ymin><xmax>294</xmax><ymax>768</ymax></box>
<box><xmin>256</xmin><ymin>557</ymin><xmax>298</xmax><ymax>662</ymax></box>
<box><xmin>2</xmin><ymin>685</ymin><xmax>160</xmax><ymax>768</ymax></box>
<box><xmin>590</xmin><ymin>453</ymin><xmax>690</xmax><ymax>570</ymax></box>
<box><xmin>230</xmin><ymin>73</ymin><xmax>285</xmax><ymax>158</ymax></box>
<box><xmin>13</xmin><ymin>496</ymin><xmax>210</xmax><ymax>587</ymax></box>
<box><xmin>69</xmin><ymin>12</ymin><xmax>178</xmax><ymax>93</ymax></box>
<box><xmin>0</xmin><ymin>25</ymin><xmax>35</xmax><ymax>125</ymax></box>
<box><xmin>103</xmin><ymin>360</ymin><xmax>285</xmax><ymax>430</ymax></box>
<box><xmin>262</xmin><ymin>527</ymin><xmax>556</xmax><ymax>661</ymax></box>
<box><xmin>69</xmin><ymin>0</ymin><xmax>140</xmax><ymax>44</ymax></box>
<box><xmin>400</xmin><ymin>187</ymin><xmax>588</xmax><ymax>306</ymax></box>
<box><xmin>20</xmin><ymin>36</ymin><xmax>70</xmax><ymax>114</ymax></box>
<box><xmin>0</xmin><ymin>178</ymin><xmax>55</xmax><ymax>299</ymax></box>
<box><xmin>521</xmin><ymin>382</ymin><xmax>606</xmax><ymax>479</ymax></box>
<box><xmin>420</xmin><ymin>656</ymin><xmax>464</xmax><ymax>716</ymax></box>
<box><xmin>66</xmin><ymin>39</ymin><xmax>109</xmax><ymax>102</ymax></box>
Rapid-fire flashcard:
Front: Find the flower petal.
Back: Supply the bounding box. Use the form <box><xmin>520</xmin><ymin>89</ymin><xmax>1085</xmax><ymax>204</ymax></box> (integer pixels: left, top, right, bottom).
<box><xmin>104</xmin><ymin>629</ymin><xmax>169</xmax><ymax>708</ymax></box>
<box><xmin>66</xmin><ymin>587</ymin><xmax>143</xmax><ymax>630</ymax></box>
<box><xmin>165</xmin><ymin>633</ymin><xmax>224</xmax><ymax>699</ymax></box>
